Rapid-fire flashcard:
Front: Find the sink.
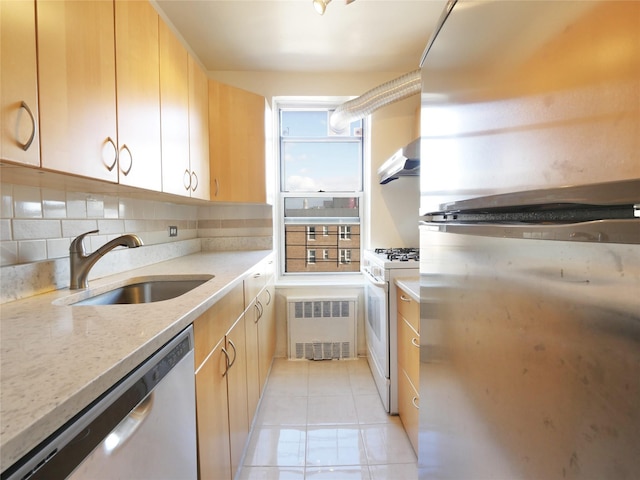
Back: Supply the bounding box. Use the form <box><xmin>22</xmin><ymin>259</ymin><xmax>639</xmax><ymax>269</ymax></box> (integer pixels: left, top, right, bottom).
<box><xmin>56</xmin><ymin>275</ymin><xmax>214</xmax><ymax>306</ymax></box>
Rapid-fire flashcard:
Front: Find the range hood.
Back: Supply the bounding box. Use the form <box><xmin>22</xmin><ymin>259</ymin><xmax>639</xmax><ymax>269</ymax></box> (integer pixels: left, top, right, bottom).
<box><xmin>377</xmin><ymin>138</ymin><xmax>420</xmax><ymax>184</ymax></box>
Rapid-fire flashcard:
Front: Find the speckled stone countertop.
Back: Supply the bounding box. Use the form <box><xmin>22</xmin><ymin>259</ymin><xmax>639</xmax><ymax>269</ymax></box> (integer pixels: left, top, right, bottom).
<box><xmin>395</xmin><ymin>277</ymin><xmax>420</xmax><ymax>302</ymax></box>
<box><xmin>0</xmin><ymin>250</ymin><xmax>272</xmax><ymax>471</ymax></box>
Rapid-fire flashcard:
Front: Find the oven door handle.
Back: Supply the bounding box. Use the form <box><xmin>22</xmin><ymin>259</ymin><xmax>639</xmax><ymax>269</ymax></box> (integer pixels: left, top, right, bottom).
<box><xmin>364</xmin><ymin>269</ymin><xmax>387</xmax><ymax>288</ymax></box>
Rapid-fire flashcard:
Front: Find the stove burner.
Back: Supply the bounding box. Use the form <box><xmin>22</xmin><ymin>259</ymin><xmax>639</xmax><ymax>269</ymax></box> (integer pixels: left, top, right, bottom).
<box><xmin>374</xmin><ymin>248</ymin><xmax>419</xmax><ymax>262</ymax></box>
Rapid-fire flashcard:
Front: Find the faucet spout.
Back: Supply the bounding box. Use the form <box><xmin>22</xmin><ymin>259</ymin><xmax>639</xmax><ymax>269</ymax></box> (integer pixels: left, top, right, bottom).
<box><xmin>69</xmin><ymin>230</ymin><xmax>143</xmax><ymax>290</ymax></box>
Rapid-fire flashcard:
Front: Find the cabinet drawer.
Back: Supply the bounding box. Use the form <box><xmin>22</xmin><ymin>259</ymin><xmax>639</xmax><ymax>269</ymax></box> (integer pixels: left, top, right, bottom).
<box><xmin>397</xmin><ymin>287</ymin><xmax>419</xmax><ymax>333</ymax></box>
<box><xmin>398</xmin><ymin>369</ymin><xmax>419</xmax><ymax>455</ymax></box>
<box><xmin>398</xmin><ymin>315</ymin><xmax>420</xmax><ymax>386</ymax></box>
<box><xmin>193</xmin><ymin>282</ymin><xmax>244</xmax><ymax>368</ymax></box>
<box><xmin>244</xmin><ymin>263</ymin><xmax>266</xmax><ymax>306</ymax></box>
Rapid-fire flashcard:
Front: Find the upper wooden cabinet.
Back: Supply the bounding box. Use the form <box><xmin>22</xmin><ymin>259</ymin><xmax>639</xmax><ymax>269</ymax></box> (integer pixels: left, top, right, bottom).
<box><xmin>188</xmin><ymin>55</ymin><xmax>210</xmax><ymax>200</ymax></box>
<box><xmin>0</xmin><ymin>0</ymin><xmax>40</xmax><ymax>167</ymax></box>
<box><xmin>159</xmin><ymin>18</ymin><xmax>191</xmax><ymax>197</ymax></box>
<box><xmin>36</xmin><ymin>0</ymin><xmax>118</xmax><ymax>181</ymax></box>
<box><xmin>209</xmin><ymin>80</ymin><xmax>266</xmax><ymax>203</ymax></box>
<box><xmin>113</xmin><ymin>0</ymin><xmax>162</xmax><ymax>191</ymax></box>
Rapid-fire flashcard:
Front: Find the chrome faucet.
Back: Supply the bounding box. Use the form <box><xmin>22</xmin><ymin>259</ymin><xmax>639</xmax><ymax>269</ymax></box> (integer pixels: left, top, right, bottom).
<box><xmin>69</xmin><ymin>230</ymin><xmax>143</xmax><ymax>290</ymax></box>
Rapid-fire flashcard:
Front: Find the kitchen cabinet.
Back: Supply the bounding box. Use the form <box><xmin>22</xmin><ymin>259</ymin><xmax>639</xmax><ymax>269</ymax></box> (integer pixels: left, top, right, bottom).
<box><xmin>193</xmin><ymin>283</ymin><xmax>243</xmax><ymax>480</ymax></box>
<box><xmin>113</xmin><ymin>0</ymin><xmax>162</xmax><ymax>191</ymax></box>
<box><xmin>225</xmin><ymin>314</ymin><xmax>250</xmax><ymax>478</ymax></box>
<box><xmin>159</xmin><ymin>17</ymin><xmax>191</xmax><ymax>197</ymax></box>
<box><xmin>257</xmin><ymin>281</ymin><xmax>276</xmax><ymax>394</ymax></box>
<box><xmin>244</xmin><ymin>298</ymin><xmax>261</xmax><ymax>423</ymax></box>
<box><xmin>396</xmin><ymin>285</ymin><xmax>419</xmax><ymax>454</ymax></box>
<box><xmin>0</xmin><ymin>0</ymin><xmax>40</xmax><ymax>167</ymax></box>
<box><xmin>209</xmin><ymin>80</ymin><xmax>267</xmax><ymax>203</ymax></box>
<box><xmin>188</xmin><ymin>55</ymin><xmax>211</xmax><ymax>200</ymax></box>
<box><xmin>36</xmin><ymin>0</ymin><xmax>118</xmax><ymax>181</ymax></box>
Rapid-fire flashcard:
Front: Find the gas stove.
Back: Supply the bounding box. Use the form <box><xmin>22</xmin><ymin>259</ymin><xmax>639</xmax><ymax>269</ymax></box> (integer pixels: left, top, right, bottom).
<box><xmin>363</xmin><ymin>248</ymin><xmax>420</xmax><ymax>282</ymax></box>
<box><xmin>374</xmin><ymin>248</ymin><xmax>420</xmax><ymax>263</ymax></box>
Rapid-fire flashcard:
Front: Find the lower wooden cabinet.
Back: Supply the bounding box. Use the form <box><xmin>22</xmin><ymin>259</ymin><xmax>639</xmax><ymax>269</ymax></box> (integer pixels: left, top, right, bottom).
<box><xmin>193</xmin><ymin>259</ymin><xmax>277</xmax><ymax>480</ymax></box>
<box><xmin>195</xmin><ymin>339</ymin><xmax>232</xmax><ymax>480</ymax></box>
<box><xmin>397</xmin><ymin>285</ymin><xmax>420</xmax><ymax>454</ymax></box>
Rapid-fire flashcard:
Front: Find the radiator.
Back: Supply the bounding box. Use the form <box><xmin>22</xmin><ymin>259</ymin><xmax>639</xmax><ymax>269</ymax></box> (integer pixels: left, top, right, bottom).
<box><xmin>287</xmin><ymin>297</ymin><xmax>357</xmax><ymax>360</ymax></box>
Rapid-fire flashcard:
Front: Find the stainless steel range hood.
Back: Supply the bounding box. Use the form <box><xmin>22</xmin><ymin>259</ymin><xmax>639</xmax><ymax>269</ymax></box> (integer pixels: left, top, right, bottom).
<box><xmin>377</xmin><ymin>138</ymin><xmax>420</xmax><ymax>184</ymax></box>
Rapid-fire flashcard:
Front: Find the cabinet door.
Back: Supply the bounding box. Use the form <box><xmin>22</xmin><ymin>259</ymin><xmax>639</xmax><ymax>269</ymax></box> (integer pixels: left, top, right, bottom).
<box><xmin>36</xmin><ymin>0</ymin><xmax>118</xmax><ymax>181</ymax></box>
<box><xmin>226</xmin><ymin>316</ymin><xmax>249</xmax><ymax>478</ymax></box>
<box><xmin>159</xmin><ymin>17</ymin><xmax>190</xmax><ymax>196</ymax></box>
<box><xmin>257</xmin><ymin>285</ymin><xmax>276</xmax><ymax>394</ymax></box>
<box><xmin>245</xmin><ymin>300</ymin><xmax>261</xmax><ymax>423</ymax></box>
<box><xmin>114</xmin><ymin>0</ymin><xmax>161</xmax><ymax>191</ymax></box>
<box><xmin>195</xmin><ymin>340</ymin><xmax>232</xmax><ymax>480</ymax></box>
<box><xmin>1</xmin><ymin>0</ymin><xmax>40</xmax><ymax>166</ymax></box>
<box><xmin>188</xmin><ymin>55</ymin><xmax>210</xmax><ymax>200</ymax></box>
<box><xmin>209</xmin><ymin>80</ymin><xmax>266</xmax><ymax>203</ymax></box>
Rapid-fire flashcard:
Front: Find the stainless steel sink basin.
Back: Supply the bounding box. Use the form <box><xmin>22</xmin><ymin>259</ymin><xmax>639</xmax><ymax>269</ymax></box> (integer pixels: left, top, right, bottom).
<box><xmin>65</xmin><ymin>275</ymin><xmax>214</xmax><ymax>306</ymax></box>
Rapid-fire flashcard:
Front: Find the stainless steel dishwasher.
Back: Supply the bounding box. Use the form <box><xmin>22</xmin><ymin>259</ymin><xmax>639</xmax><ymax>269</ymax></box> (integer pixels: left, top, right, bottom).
<box><xmin>4</xmin><ymin>326</ymin><xmax>197</xmax><ymax>480</ymax></box>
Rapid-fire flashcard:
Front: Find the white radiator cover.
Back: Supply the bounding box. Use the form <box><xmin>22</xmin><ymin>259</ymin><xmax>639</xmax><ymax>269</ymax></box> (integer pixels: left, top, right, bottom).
<box><xmin>287</xmin><ymin>297</ymin><xmax>357</xmax><ymax>360</ymax></box>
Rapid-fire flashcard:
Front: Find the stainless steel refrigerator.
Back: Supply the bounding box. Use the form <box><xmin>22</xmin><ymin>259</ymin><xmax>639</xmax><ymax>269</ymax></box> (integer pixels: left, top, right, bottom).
<box><xmin>418</xmin><ymin>1</ymin><xmax>640</xmax><ymax>479</ymax></box>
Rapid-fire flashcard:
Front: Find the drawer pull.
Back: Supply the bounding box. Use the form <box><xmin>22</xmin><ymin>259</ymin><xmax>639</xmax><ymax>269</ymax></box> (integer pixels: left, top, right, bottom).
<box><xmin>18</xmin><ymin>101</ymin><xmax>36</xmax><ymax>151</ymax></box>
<box><xmin>412</xmin><ymin>396</ymin><xmax>419</xmax><ymax>410</ymax></box>
<box><xmin>221</xmin><ymin>347</ymin><xmax>231</xmax><ymax>376</ymax></box>
<box><xmin>400</xmin><ymin>294</ymin><xmax>412</xmax><ymax>302</ymax></box>
<box><xmin>411</xmin><ymin>337</ymin><xmax>420</xmax><ymax>348</ymax></box>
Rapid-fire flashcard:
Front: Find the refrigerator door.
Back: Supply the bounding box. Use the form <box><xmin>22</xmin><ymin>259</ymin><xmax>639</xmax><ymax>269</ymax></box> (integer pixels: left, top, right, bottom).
<box><xmin>419</xmin><ymin>226</ymin><xmax>640</xmax><ymax>479</ymax></box>
<box><xmin>419</xmin><ymin>0</ymin><xmax>640</xmax><ymax>215</ymax></box>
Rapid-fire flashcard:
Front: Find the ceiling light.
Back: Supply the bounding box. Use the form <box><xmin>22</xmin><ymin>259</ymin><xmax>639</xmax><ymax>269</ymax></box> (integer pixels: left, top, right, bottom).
<box><xmin>313</xmin><ymin>0</ymin><xmax>331</xmax><ymax>15</ymax></box>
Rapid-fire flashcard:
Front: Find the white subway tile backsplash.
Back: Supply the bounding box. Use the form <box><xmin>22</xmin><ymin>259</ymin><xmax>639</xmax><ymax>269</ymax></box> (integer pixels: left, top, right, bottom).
<box><xmin>46</xmin><ymin>238</ymin><xmax>71</xmax><ymax>259</ymax></box>
<box><xmin>0</xmin><ymin>219</ymin><xmax>11</xmax><ymax>241</ymax></box>
<box><xmin>1</xmin><ymin>183</ymin><xmax>273</xmax><ymax>300</ymax></box>
<box><xmin>13</xmin><ymin>219</ymin><xmax>61</xmax><ymax>240</ymax></box>
<box><xmin>104</xmin><ymin>196</ymin><xmax>119</xmax><ymax>219</ymax></box>
<box><xmin>86</xmin><ymin>196</ymin><xmax>105</xmax><ymax>218</ymax></box>
<box><xmin>97</xmin><ymin>219</ymin><xmax>125</xmax><ymax>234</ymax></box>
<box><xmin>61</xmin><ymin>219</ymin><xmax>99</xmax><ymax>238</ymax></box>
<box><xmin>66</xmin><ymin>192</ymin><xmax>88</xmax><ymax>218</ymax></box>
<box><xmin>1</xmin><ymin>184</ymin><xmax>14</xmax><ymax>218</ymax></box>
<box><xmin>1</xmin><ymin>241</ymin><xmax>18</xmax><ymax>266</ymax></box>
<box><xmin>18</xmin><ymin>240</ymin><xmax>47</xmax><ymax>263</ymax></box>
<box><xmin>42</xmin><ymin>189</ymin><xmax>67</xmax><ymax>218</ymax></box>
<box><xmin>13</xmin><ymin>186</ymin><xmax>42</xmax><ymax>218</ymax></box>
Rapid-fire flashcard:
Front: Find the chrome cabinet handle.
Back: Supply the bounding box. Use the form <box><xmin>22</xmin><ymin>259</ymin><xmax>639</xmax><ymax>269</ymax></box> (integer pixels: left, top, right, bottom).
<box><xmin>104</xmin><ymin>137</ymin><xmax>118</xmax><ymax>171</ymax></box>
<box><xmin>412</xmin><ymin>396</ymin><xmax>419</xmax><ymax>410</ymax></box>
<box><xmin>119</xmin><ymin>144</ymin><xmax>133</xmax><ymax>176</ymax></box>
<box><xmin>254</xmin><ymin>303</ymin><xmax>261</xmax><ymax>323</ymax></box>
<box><xmin>221</xmin><ymin>347</ymin><xmax>231</xmax><ymax>376</ymax></box>
<box><xmin>227</xmin><ymin>339</ymin><xmax>237</xmax><ymax>370</ymax></box>
<box><xmin>411</xmin><ymin>337</ymin><xmax>420</xmax><ymax>348</ymax></box>
<box><xmin>266</xmin><ymin>288</ymin><xmax>272</xmax><ymax>306</ymax></box>
<box><xmin>18</xmin><ymin>101</ymin><xmax>36</xmax><ymax>151</ymax></box>
<box><xmin>400</xmin><ymin>295</ymin><xmax>412</xmax><ymax>302</ymax></box>
<box><xmin>191</xmin><ymin>171</ymin><xmax>198</xmax><ymax>192</ymax></box>
<box><xmin>214</xmin><ymin>178</ymin><xmax>219</xmax><ymax>197</ymax></box>
<box><xmin>183</xmin><ymin>169</ymin><xmax>191</xmax><ymax>191</ymax></box>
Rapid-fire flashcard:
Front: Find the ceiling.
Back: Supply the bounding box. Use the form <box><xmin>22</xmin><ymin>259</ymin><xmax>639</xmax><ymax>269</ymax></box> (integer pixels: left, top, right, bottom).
<box><xmin>153</xmin><ymin>0</ymin><xmax>448</xmax><ymax>73</ymax></box>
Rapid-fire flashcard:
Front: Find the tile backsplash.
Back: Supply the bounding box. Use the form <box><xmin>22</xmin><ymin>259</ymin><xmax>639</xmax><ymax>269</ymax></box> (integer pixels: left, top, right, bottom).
<box><xmin>0</xmin><ymin>182</ymin><xmax>272</xmax><ymax>302</ymax></box>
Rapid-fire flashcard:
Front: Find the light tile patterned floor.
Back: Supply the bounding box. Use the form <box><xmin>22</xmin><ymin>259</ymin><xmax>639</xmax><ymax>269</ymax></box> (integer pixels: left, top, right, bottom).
<box><xmin>238</xmin><ymin>358</ymin><xmax>417</xmax><ymax>479</ymax></box>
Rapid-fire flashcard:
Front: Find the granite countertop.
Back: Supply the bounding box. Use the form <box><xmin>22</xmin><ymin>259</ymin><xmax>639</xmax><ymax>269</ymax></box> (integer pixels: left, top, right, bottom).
<box><xmin>395</xmin><ymin>277</ymin><xmax>419</xmax><ymax>302</ymax></box>
<box><xmin>0</xmin><ymin>249</ymin><xmax>272</xmax><ymax>471</ymax></box>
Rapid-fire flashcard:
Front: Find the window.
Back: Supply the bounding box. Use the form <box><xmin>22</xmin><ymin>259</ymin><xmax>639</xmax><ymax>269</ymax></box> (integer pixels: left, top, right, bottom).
<box><xmin>307</xmin><ymin>226</ymin><xmax>316</xmax><ymax>241</ymax></box>
<box><xmin>307</xmin><ymin>249</ymin><xmax>316</xmax><ymax>264</ymax></box>
<box><xmin>278</xmin><ymin>103</ymin><xmax>364</xmax><ymax>274</ymax></box>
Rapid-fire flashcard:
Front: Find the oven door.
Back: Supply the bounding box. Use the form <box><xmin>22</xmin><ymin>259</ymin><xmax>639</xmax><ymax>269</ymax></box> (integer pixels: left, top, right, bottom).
<box><xmin>363</xmin><ymin>270</ymin><xmax>390</xmax><ymax>412</ymax></box>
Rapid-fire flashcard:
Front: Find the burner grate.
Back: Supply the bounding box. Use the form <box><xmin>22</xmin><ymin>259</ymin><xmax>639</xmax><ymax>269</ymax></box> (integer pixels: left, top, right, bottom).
<box><xmin>373</xmin><ymin>248</ymin><xmax>419</xmax><ymax>262</ymax></box>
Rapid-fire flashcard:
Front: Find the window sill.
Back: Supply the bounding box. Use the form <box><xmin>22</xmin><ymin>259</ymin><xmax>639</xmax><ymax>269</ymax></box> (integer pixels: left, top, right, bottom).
<box><xmin>275</xmin><ymin>273</ymin><xmax>364</xmax><ymax>288</ymax></box>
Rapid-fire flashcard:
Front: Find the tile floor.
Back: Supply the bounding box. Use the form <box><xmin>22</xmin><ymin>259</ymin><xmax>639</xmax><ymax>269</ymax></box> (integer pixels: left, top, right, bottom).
<box><xmin>237</xmin><ymin>358</ymin><xmax>417</xmax><ymax>479</ymax></box>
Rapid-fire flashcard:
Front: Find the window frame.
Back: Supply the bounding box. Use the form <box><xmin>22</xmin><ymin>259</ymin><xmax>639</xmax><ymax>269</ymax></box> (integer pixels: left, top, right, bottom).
<box><xmin>273</xmin><ymin>97</ymin><xmax>370</xmax><ymax>279</ymax></box>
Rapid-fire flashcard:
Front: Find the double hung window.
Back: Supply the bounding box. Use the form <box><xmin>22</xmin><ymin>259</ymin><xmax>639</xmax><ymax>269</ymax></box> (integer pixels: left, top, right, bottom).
<box><xmin>278</xmin><ymin>104</ymin><xmax>364</xmax><ymax>274</ymax></box>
